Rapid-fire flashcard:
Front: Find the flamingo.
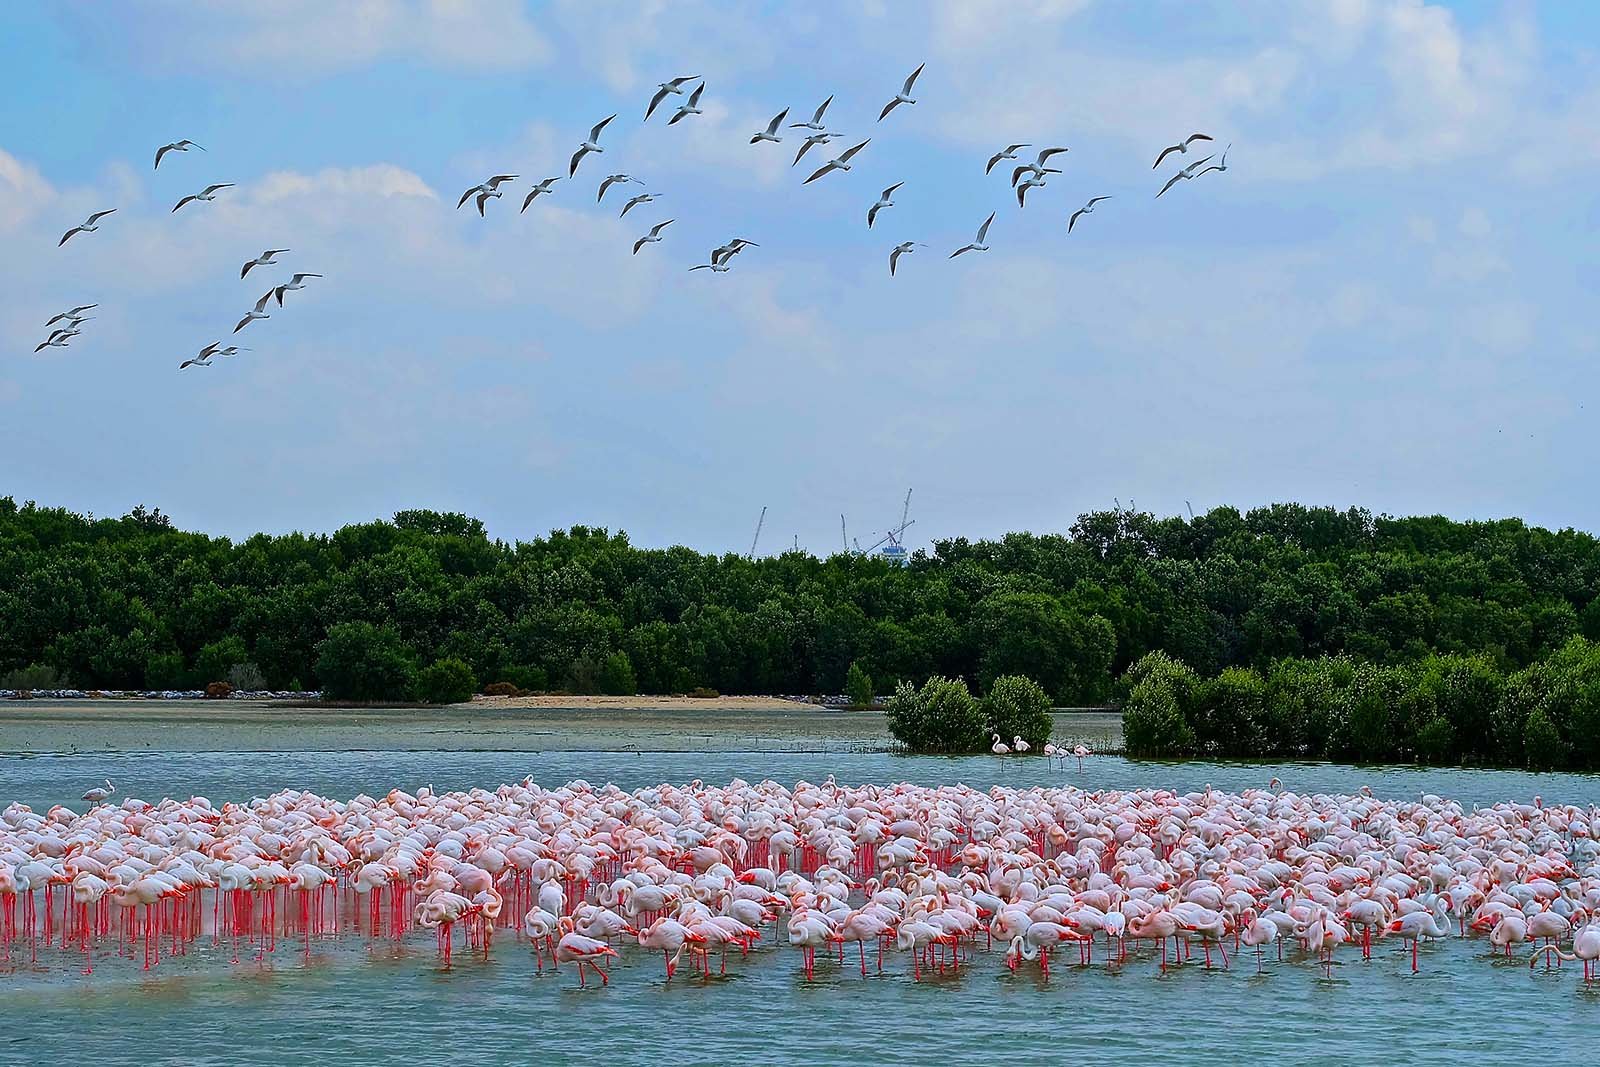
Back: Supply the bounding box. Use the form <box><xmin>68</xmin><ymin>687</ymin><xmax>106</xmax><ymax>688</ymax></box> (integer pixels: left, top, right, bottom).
<box><xmin>1533</xmin><ymin>922</ymin><xmax>1600</xmax><ymax>980</ymax></box>
<box><xmin>81</xmin><ymin>780</ymin><xmax>114</xmax><ymax>804</ymax></box>
<box><xmin>554</xmin><ymin>917</ymin><xmax>618</xmax><ymax>987</ymax></box>
<box><xmin>991</xmin><ymin>734</ymin><xmax>1010</xmax><ymax>756</ymax></box>
<box><xmin>1388</xmin><ymin>901</ymin><xmax>1451</xmax><ymax>972</ymax></box>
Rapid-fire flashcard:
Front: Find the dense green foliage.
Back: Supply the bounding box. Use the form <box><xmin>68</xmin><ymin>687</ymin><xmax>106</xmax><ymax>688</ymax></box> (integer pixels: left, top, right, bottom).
<box><xmin>1119</xmin><ymin>638</ymin><xmax>1600</xmax><ymax>769</ymax></box>
<box><xmin>983</xmin><ymin>675</ymin><xmax>1053</xmax><ymax>748</ymax></box>
<box><xmin>4</xmin><ymin>498</ymin><xmax>1600</xmax><ymax>720</ymax></box>
<box><xmin>314</xmin><ymin>622</ymin><xmax>418</xmax><ymax>702</ymax></box>
<box><xmin>884</xmin><ymin>676</ymin><xmax>988</xmax><ymax>753</ymax></box>
<box><xmin>416</xmin><ymin>657</ymin><xmax>477</xmax><ymax>705</ymax></box>
<box><xmin>845</xmin><ymin>662</ymin><xmax>874</xmax><ymax>708</ymax></box>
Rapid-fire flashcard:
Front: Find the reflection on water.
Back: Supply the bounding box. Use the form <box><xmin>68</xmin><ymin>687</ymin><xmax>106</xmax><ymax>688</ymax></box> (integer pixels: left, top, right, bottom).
<box><xmin>3</xmin><ymin>749</ymin><xmax>1598</xmax><ymax>1065</ymax></box>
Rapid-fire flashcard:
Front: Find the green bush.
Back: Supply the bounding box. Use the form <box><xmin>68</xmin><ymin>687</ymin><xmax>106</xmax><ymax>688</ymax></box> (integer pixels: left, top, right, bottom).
<box><xmin>1524</xmin><ymin>708</ymin><xmax>1567</xmax><ymax>770</ymax></box>
<box><xmin>143</xmin><ymin>650</ymin><xmax>186</xmax><ymax>689</ymax></box>
<box><xmin>845</xmin><ymin>661</ymin><xmax>874</xmax><ymax>708</ymax></box>
<box><xmin>196</xmin><ymin>636</ymin><xmax>251</xmax><ymax>686</ymax></box>
<box><xmin>1</xmin><ymin>663</ymin><xmax>59</xmax><ymax>690</ymax></box>
<box><xmin>314</xmin><ymin>622</ymin><xmax>418</xmax><ymax>701</ymax></box>
<box><xmin>1120</xmin><ymin>651</ymin><xmax>1200</xmax><ymax>758</ymax></box>
<box><xmin>1413</xmin><ymin>715</ymin><xmax>1456</xmax><ymax>764</ymax></box>
<box><xmin>1194</xmin><ymin>666</ymin><xmax>1268</xmax><ymax>756</ymax></box>
<box><xmin>1272</xmin><ymin>656</ymin><xmax>1356</xmax><ymax>756</ymax></box>
<box><xmin>984</xmin><ymin>674</ymin><xmax>1053</xmax><ymax>749</ymax></box>
<box><xmin>417</xmin><ymin>657</ymin><xmax>477</xmax><ymax>704</ymax></box>
<box><xmin>885</xmin><ymin>676</ymin><xmax>988</xmax><ymax>753</ymax></box>
<box><xmin>1122</xmin><ymin>676</ymin><xmax>1197</xmax><ymax>757</ymax></box>
<box><xmin>599</xmin><ymin>651</ymin><xmax>637</xmax><ymax>696</ymax></box>
<box><xmin>1337</xmin><ymin>664</ymin><xmax>1405</xmax><ymax>762</ymax></box>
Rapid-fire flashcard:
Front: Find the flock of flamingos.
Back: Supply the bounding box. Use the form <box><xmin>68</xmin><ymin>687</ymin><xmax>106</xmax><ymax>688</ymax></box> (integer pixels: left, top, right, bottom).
<box><xmin>3</xmin><ymin>773</ymin><xmax>1599</xmax><ymax>988</ymax></box>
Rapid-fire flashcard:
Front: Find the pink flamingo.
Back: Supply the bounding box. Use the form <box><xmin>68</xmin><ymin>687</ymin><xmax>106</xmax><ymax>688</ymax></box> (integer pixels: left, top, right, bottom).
<box><xmin>554</xmin><ymin>917</ymin><xmax>618</xmax><ymax>987</ymax></box>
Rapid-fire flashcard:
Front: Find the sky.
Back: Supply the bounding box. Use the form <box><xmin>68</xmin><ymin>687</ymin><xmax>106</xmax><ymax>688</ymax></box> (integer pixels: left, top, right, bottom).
<box><xmin>2</xmin><ymin>1</ymin><xmax>1597</xmax><ymax>555</ymax></box>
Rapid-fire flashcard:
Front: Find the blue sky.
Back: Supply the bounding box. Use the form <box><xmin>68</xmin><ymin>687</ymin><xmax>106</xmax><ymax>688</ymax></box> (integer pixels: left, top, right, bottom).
<box><xmin>2</xmin><ymin>1</ymin><xmax>1597</xmax><ymax>553</ymax></box>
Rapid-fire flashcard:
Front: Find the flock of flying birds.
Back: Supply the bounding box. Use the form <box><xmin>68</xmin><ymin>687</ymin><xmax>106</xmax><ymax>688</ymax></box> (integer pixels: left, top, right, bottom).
<box><xmin>35</xmin><ymin>64</ymin><xmax>1231</xmax><ymax>362</ymax></box>
<box><xmin>453</xmin><ymin>64</ymin><xmax>1231</xmax><ymax>278</ymax></box>
<box><xmin>40</xmin><ymin>139</ymin><xmax>323</xmax><ymax>369</ymax></box>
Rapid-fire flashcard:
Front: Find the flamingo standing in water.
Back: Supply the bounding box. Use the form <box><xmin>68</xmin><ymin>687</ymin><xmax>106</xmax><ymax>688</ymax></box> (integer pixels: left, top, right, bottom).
<box><xmin>554</xmin><ymin>916</ymin><xmax>618</xmax><ymax>987</ymax></box>
<box><xmin>636</xmin><ymin>916</ymin><xmax>703</xmax><ymax>979</ymax></box>
<box><xmin>1533</xmin><ymin>922</ymin><xmax>1600</xmax><ymax>980</ymax></box>
<box><xmin>991</xmin><ymin>734</ymin><xmax>1010</xmax><ymax>756</ymax></box>
<box><xmin>1073</xmin><ymin>745</ymin><xmax>1090</xmax><ymax>773</ymax></box>
<box><xmin>1239</xmin><ymin>912</ymin><xmax>1280</xmax><ymax>973</ymax></box>
<box><xmin>81</xmin><ymin>780</ymin><xmax>114</xmax><ymax>803</ymax></box>
<box><xmin>1011</xmin><ymin>736</ymin><xmax>1031</xmax><ymax>754</ymax></box>
<box><xmin>1388</xmin><ymin>900</ymin><xmax>1451</xmax><ymax>972</ymax></box>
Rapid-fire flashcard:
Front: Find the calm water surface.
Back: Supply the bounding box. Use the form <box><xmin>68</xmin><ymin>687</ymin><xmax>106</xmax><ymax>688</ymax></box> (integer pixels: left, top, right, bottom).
<box><xmin>3</xmin><ymin>749</ymin><xmax>1597</xmax><ymax>1064</ymax></box>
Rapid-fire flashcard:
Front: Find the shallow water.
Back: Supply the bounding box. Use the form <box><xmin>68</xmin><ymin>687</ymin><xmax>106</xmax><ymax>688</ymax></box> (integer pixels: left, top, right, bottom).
<box><xmin>4</xmin><ymin>750</ymin><xmax>1598</xmax><ymax>1064</ymax></box>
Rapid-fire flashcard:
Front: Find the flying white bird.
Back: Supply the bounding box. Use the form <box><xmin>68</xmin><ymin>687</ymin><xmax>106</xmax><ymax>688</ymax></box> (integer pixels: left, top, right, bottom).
<box><xmin>240</xmin><ymin>249</ymin><xmax>289</xmax><ymax>279</ymax></box>
<box><xmin>234</xmin><ymin>293</ymin><xmax>273</xmax><ymax>333</ymax></box>
<box><xmin>214</xmin><ymin>346</ymin><xmax>248</xmax><ymax>357</ymax></box>
<box><xmin>889</xmin><ymin>241</ymin><xmax>925</xmax><ymax>277</ymax></box>
<box><xmin>619</xmin><ymin>192</ymin><xmax>660</xmax><ymax>217</ymax></box>
<box><xmin>803</xmin><ymin>139</ymin><xmax>870</xmax><ymax>184</ymax></box>
<box><xmin>272</xmin><ymin>273</ymin><xmax>322</xmax><ymax>306</ymax></box>
<box><xmin>751</xmin><ymin>108</ymin><xmax>789</xmax><ymax>144</ymax></box>
<box><xmin>153</xmin><ymin>139</ymin><xmax>204</xmax><ymax>169</ymax></box>
<box><xmin>570</xmin><ymin>115</ymin><xmax>617</xmax><ymax>176</ymax></box>
<box><xmin>46</xmin><ymin>304</ymin><xmax>98</xmax><ymax>326</ymax></box>
<box><xmin>632</xmin><ymin>219</ymin><xmax>675</xmax><ymax>255</ymax></box>
<box><xmin>668</xmin><ymin>82</ymin><xmax>705</xmax><ymax>126</ymax></box>
<box><xmin>1156</xmin><ymin>154</ymin><xmax>1214</xmax><ymax>198</ymax></box>
<box><xmin>59</xmin><ymin>209</ymin><xmax>116</xmax><ymax>246</ymax></box>
<box><xmin>40</xmin><ymin>323</ymin><xmax>88</xmax><ymax>345</ymax></box>
<box><xmin>1193</xmin><ymin>143</ymin><xmax>1231</xmax><ymax>178</ymax></box>
<box><xmin>867</xmin><ymin>182</ymin><xmax>903</xmax><ymax>228</ymax></box>
<box><xmin>688</xmin><ymin>260</ymin><xmax>731</xmax><ymax>273</ymax></box>
<box><xmin>34</xmin><ymin>332</ymin><xmax>80</xmax><ymax>352</ymax></box>
<box><xmin>1011</xmin><ymin>147</ymin><xmax>1068</xmax><ymax>187</ymax></box>
<box><xmin>878</xmin><ymin>63</ymin><xmax>925</xmax><ymax>121</ymax></box>
<box><xmin>645</xmin><ymin>76</ymin><xmax>699</xmax><ymax>122</ymax></box>
<box><xmin>520</xmin><ymin>177</ymin><xmax>561</xmax><ymax>212</ymax></box>
<box><xmin>172</xmin><ymin>184</ymin><xmax>233</xmax><ymax>213</ymax></box>
<box><xmin>949</xmin><ymin>211</ymin><xmax>996</xmax><ymax>258</ymax></box>
<box><xmin>793</xmin><ymin>131</ymin><xmax>844</xmax><ymax>167</ymax></box>
<box><xmin>1068</xmin><ymin>196</ymin><xmax>1112</xmax><ymax>233</ymax></box>
<box><xmin>457</xmin><ymin>175</ymin><xmax>517</xmax><ymax>216</ymax></box>
<box><xmin>713</xmin><ymin>238</ymin><xmax>759</xmax><ymax>261</ymax></box>
<box><xmin>597</xmin><ymin>174</ymin><xmax>642</xmax><ymax>203</ymax></box>
<box><xmin>1152</xmin><ymin>133</ymin><xmax>1213</xmax><ymax>169</ymax></box>
<box><xmin>1016</xmin><ymin>175</ymin><xmax>1049</xmax><ymax>207</ymax></box>
<box><xmin>179</xmin><ymin>342</ymin><xmax>221</xmax><ymax>369</ymax></box>
<box><xmin>791</xmin><ymin>96</ymin><xmax>833</xmax><ymax>131</ymax></box>
<box><xmin>985</xmin><ymin>143</ymin><xmax>1030</xmax><ymax>175</ymax></box>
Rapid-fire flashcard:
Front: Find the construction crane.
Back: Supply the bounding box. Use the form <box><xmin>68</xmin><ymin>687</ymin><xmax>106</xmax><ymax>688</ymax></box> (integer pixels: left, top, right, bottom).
<box><xmin>840</xmin><ymin>514</ymin><xmax>849</xmax><ymax>555</ymax></box>
<box><xmin>748</xmin><ymin>506</ymin><xmax>766</xmax><ymax>558</ymax></box>
<box><xmin>862</xmin><ymin>488</ymin><xmax>914</xmax><ymax>565</ymax></box>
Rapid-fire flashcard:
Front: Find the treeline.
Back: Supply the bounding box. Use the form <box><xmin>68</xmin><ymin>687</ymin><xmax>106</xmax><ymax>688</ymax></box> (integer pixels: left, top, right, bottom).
<box><xmin>2</xmin><ymin>498</ymin><xmax>1599</xmax><ymax>707</ymax></box>
<box><xmin>1121</xmin><ymin>638</ymin><xmax>1600</xmax><ymax>770</ymax></box>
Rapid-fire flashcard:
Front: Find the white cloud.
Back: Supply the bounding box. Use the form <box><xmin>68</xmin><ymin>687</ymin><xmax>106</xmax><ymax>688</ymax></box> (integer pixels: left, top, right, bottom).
<box><xmin>0</xmin><ymin>150</ymin><xmax>56</xmax><ymax>233</ymax></box>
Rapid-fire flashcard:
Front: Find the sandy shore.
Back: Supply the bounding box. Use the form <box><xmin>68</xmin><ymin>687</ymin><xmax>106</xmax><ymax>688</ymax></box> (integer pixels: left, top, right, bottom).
<box><xmin>0</xmin><ymin>697</ymin><xmax>1123</xmax><ymax>755</ymax></box>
